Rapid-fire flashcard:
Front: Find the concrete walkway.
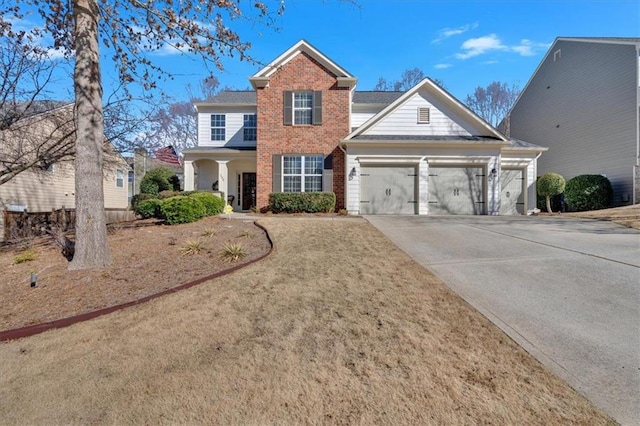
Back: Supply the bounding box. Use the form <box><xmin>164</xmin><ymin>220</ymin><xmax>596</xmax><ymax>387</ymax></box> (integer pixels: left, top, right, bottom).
<box><xmin>365</xmin><ymin>215</ymin><xmax>640</xmax><ymax>426</ymax></box>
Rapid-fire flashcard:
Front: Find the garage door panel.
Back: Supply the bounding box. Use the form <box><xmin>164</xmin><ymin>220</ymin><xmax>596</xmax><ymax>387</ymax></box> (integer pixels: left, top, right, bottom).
<box><xmin>500</xmin><ymin>169</ymin><xmax>525</xmax><ymax>215</ymax></box>
<box><xmin>361</xmin><ymin>166</ymin><xmax>416</xmax><ymax>214</ymax></box>
<box><xmin>428</xmin><ymin>167</ymin><xmax>484</xmax><ymax>215</ymax></box>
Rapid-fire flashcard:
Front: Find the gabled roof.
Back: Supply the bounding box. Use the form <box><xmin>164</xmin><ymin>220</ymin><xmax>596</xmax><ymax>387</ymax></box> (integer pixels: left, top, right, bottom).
<box><xmin>249</xmin><ymin>39</ymin><xmax>357</xmax><ymax>89</ymax></box>
<box><xmin>506</xmin><ymin>36</ymin><xmax>639</xmax><ymax>121</ymax></box>
<box><xmin>344</xmin><ymin>78</ymin><xmax>508</xmax><ymax>143</ymax></box>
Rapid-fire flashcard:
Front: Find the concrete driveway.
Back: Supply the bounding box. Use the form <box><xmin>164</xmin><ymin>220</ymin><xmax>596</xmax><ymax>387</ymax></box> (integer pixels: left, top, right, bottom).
<box><xmin>365</xmin><ymin>215</ymin><xmax>639</xmax><ymax>426</ymax></box>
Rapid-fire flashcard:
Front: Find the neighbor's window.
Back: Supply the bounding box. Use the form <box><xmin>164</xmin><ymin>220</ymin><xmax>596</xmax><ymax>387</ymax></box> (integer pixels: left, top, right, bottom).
<box><xmin>282</xmin><ymin>155</ymin><xmax>323</xmax><ymax>192</ymax></box>
<box><xmin>116</xmin><ymin>169</ymin><xmax>124</xmax><ymax>188</ymax></box>
<box><xmin>211</xmin><ymin>114</ymin><xmax>226</xmax><ymax>141</ymax></box>
<box><xmin>243</xmin><ymin>114</ymin><xmax>257</xmax><ymax>141</ymax></box>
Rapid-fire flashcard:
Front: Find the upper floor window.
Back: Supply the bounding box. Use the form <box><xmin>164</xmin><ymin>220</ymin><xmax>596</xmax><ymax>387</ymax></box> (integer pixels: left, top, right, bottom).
<box><xmin>211</xmin><ymin>114</ymin><xmax>226</xmax><ymax>141</ymax></box>
<box><xmin>116</xmin><ymin>169</ymin><xmax>124</xmax><ymax>188</ymax></box>
<box><xmin>243</xmin><ymin>114</ymin><xmax>257</xmax><ymax>141</ymax></box>
<box><xmin>283</xmin><ymin>91</ymin><xmax>322</xmax><ymax>126</ymax></box>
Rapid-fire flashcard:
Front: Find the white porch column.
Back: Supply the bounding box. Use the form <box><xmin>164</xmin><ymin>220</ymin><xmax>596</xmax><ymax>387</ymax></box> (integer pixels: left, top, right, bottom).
<box><xmin>216</xmin><ymin>160</ymin><xmax>229</xmax><ymax>200</ymax></box>
<box><xmin>487</xmin><ymin>156</ymin><xmax>500</xmax><ymax>215</ymax></box>
<box><xmin>418</xmin><ymin>158</ymin><xmax>429</xmax><ymax>215</ymax></box>
<box><xmin>183</xmin><ymin>160</ymin><xmax>195</xmax><ymax>191</ymax></box>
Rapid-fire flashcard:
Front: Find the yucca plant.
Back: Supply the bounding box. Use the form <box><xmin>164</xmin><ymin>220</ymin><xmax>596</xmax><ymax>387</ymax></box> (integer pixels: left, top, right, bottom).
<box><xmin>220</xmin><ymin>242</ymin><xmax>248</xmax><ymax>263</ymax></box>
<box><xmin>201</xmin><ymin>227</ymin><xmax>216</xmax><ymax>238</ymax></box>
<box><xmin>179</xmin><ymin>239</ymin><xmax>206</xmax><ymax>255</ymax></box>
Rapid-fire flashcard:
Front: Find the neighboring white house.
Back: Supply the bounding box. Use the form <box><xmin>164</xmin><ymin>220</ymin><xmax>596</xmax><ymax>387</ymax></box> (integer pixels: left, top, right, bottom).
<box><xmin>507</xmin><ymin>37</ymin><xmax>640</xmax><ymax>206</ymax></box>
<box><xmin>184</xmin><ymin>39</ymin><xmax>546</xmax><ymax>215</ymax></box>
<box><xmin>0</xmin><ymin>103</ymin><xmax>129</xmax><ymax>241</ymax></box>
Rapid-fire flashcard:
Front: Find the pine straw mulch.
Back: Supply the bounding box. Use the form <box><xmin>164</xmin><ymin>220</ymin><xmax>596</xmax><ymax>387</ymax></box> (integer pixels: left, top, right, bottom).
<box><xmin>0</xmin><ymin>216</ymin><xmax>272</xmax><ymax>332</ymax></box>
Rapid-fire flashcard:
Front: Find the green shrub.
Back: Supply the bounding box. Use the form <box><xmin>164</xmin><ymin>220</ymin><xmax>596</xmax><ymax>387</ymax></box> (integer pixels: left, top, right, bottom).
<box><xmin>135</xmin><ymin>199</ymin><xmax>163</xmax><ymax>219</ymax></box>
<box><xmin>269</xmin><ymin>192</ymin><xmax>336</xmax><ymax>213</ymax></box>
<box><xmin>130</xmin><ymin>193</ymin><xmax>155</xmax><ymax>211</ymax></box>
<box><xmin>140</xmin><ymin>167</ymin><xmax>181</xmax><ymax>196</ymax></box>
<box><xmin>14</xmin><ymin>248</ymin><xmax>36</xmax><ymax>264</ymax></box>
<box><xmin>564</xmin><ymin>174</ymin><xmax>612</xmax><ymax>212</ymax></box>
<box><xmin>158</xmin><ymin>190</ymin><xmax>181</xmax><ymax>199</ymax></box>
<box><xmin>160</xmin><ymin>196</ymin><xmax>206</xmax><ymax>225</ymax></box>
<box><xmin>537</xmin><ymin>173</ymin><xmax>565</xmax><ymax>213</ymax></box>
<box><xmin>188</xmin><ymin>191</ymin><xmax>225</xmax><ymax>216</ymax></box>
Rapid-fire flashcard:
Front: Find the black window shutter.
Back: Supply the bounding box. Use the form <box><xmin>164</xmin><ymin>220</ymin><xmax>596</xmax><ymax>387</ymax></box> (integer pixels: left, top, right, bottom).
<box><xmin>272</xmin><ymin>155</ymin><xmax>282</xmax><ymax>193</ymax></box>
<box><xmin>283</xmin><ymin>91</ymin><xmax>292</xmax><ymax>125</ymax></box>
<box><xmin>322</xmin><ymin>153</ymin><xmax>333</xmax><ymax>192</ymax></box>
<box><xmin>313</xmin><ymin>90</ymin><xmax>322</xmax><ymax>125</ymax></box>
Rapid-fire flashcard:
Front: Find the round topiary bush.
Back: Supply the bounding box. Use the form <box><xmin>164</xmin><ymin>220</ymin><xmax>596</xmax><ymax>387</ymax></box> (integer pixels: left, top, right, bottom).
<box><xmin>159</xmin><ymin>195</ymin><xmax>206</xmax><ymax>225</ymax></box>
<box><xmin>140</xmin><ymin>167</ymin><xmax>181</xmax><ymax>196</ymax></box>
<box><xmin>135</xmin><ymin>198</ymin><xmax>163</xmax><ymax>219</ymax></box>
<box><xmin>564</xmin><ymin>174</ymin><xmax>612</xmax><ymax>212</ymax></box>
<box><xmin>188</xmin><ymin>191</ymin><xmax>225</xmax><ymax>216</ymax></box>
<box><xmin>537</xmin><ymin>172</ymin><xmax>565</xmax><ymax>213</ymax></box>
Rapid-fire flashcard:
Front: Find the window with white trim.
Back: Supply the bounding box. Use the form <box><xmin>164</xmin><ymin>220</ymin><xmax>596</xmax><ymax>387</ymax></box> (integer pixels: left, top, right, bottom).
<box><xmin>282</xmin><ymin>155</ymin><xmax>323</xmax><ymax>192</ymax></box>
<box><xmin>293</xmin><ymin>92</ymin><xmax>313</xmax><ymax>125</ymax></box>
<box><xmin>243</xmin><ymin>114</ymin><xmax>257</xmax><ymax>141</ymax></box>
<box><xmin>116</xmin><ymin>169</ymin><xmax>124</xmax><ymax>188</ymax></box>
<box><xmin>210</xmin><ymin>114</ymin><xmax>225</xmax><ymax>141</ymax></box>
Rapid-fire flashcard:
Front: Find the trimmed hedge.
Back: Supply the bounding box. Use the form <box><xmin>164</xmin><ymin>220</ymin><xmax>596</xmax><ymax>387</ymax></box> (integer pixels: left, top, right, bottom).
<box><xmin>135</xmin><ymin>198</ymin><xmax>163</xmax><ymax>219</ymax></box>
<box><xmin>130</xmin><ymin>193</ymin><xmax>155</xmax><ymax>211</ymax></box>
<box><xmin>188</xmin><ymin>191</ymin><xmax>225</xmax><ymax>216</ymax></box>
<box><xmin>565</xmin><ymin>174</ymin><xmax>612</xmax><ymax>212</ymax></box>
<box><xmin>158</xmin><ymin>190</ymin><xmax>181</xmax><ymax>199</ymax></box>
<box><xmin>269</xmin><ymin>192</ymin><xmax>336</xmax><ymax>213</ymax></box>
<box><xmin>160</xmin><ymin>196</ymin><xmax>206</xmax><ymax>225</ymax></box>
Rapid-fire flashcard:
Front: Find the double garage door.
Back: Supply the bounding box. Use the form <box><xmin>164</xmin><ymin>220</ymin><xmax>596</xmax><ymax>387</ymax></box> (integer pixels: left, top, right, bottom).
<box><xmin>360</xmin><ymin>166</ymin><xmax>485</xmax><ymax>215</ymax></box>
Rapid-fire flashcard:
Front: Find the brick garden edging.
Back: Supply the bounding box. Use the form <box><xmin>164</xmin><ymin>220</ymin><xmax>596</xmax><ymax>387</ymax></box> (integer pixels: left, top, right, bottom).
<box><xmin>0</xmin><ymin>221</ymin><xmax>273</xmax><ymax>342</ymax></box>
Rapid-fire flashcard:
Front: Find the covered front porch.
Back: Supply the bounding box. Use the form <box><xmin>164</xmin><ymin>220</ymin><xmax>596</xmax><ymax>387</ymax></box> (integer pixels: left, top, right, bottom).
<box><xmin>182</xmin><ymin>147</ymin><xmax>257</xmax><ymax>212</ymax></box>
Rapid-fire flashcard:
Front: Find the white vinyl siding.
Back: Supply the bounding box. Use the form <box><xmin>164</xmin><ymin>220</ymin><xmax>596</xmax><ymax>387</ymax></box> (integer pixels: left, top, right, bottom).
<box><xmin>510</xmin><ymin>40</ymin><xmax>638</xmax><ymax>206</ymax></box>
<box><xmin>364</xmin><ymin>91</ymin><xmax>475</xmax><ymax>136</ymax></box>
<box><xmin>196</xmin><ymin>106</ymin><xmax>258</xmax><ymax>148</ymax></box>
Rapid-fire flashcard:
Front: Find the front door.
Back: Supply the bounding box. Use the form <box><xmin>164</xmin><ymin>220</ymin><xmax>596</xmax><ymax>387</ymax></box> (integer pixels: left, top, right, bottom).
<box><xmin>242</xmin><ymin>172</ymin><xmax>257</xmax><ymax>211</ymax></box>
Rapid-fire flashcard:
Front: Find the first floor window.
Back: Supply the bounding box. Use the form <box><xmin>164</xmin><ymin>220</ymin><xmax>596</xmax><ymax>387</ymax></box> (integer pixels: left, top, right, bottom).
<box><xmin>282</xmin><ymin>155</ymin><xmax>323</xmax><ymax>192</ymax></box>
<box><xmin>116</xmin><ymin>169</ymin><xmax>124</xmax><ymax>188</ymax></box>
<box><xmin>211</xmin><ymin>114</ymin><xmax>225</xmax><ymax>141</ymax></box>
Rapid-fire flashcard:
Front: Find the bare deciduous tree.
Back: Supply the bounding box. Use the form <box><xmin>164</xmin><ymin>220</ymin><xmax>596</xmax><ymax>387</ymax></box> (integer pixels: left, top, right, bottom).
<box><xmin>373</xmin><ymin>68</ymin><xmax>446</xmax><ymax>91</ymax></box>
<box><xmin>465</xmin><ymin>81</ymin><xmax>520</xmax><ymax>128</ymax></box>
<box><xmin>2</xmin><ymin>0</ymin><xmax>285</xmax><ymax>270</ymax></box>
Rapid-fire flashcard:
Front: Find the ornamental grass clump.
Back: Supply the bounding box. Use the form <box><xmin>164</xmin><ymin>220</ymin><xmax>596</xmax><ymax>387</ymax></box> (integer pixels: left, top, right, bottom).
<box><xmin>14</xmin><ymin>248</ymin><xmax>36</xmax><ymax>264</ymax></box>
<box><xmin>220</xmin><ymin>242</ymin><xmax>248</xmax><ymax>262</ymax></box>
<box><xmin>179</xmin><ymin>239</ymin><xmax>206</xmax><ymax>255</ymax></box>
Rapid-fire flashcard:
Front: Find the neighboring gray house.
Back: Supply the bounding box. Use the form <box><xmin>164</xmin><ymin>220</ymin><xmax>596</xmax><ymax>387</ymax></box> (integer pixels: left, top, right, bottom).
<box><xmin>507</xmin><ymin>37</ymin><xmax>640</xmax><ymax>206</ymax></box>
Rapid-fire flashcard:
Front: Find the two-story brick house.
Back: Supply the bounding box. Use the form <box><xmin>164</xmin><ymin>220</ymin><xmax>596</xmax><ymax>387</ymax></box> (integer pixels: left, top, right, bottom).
<box><xmin>183</xmin><ymin>40</ymin><xmax>546</xmax><ymax>215</ymax></box>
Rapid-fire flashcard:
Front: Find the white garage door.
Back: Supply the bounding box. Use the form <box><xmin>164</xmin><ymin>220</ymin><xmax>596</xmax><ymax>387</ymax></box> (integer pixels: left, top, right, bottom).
<box><xmin>500</xmin><ymin>169</ymin><xmax>525</xmax><ymax>215</ymax></box>
<box><xmin>428</xmin><ymin>167</ymin><xmax>485</xmax><ymax>215</ymax></box>
<box><xmin>360</xmin><ymin>166</ymin><xmax>416</xmax><ymax>214</ymax></box>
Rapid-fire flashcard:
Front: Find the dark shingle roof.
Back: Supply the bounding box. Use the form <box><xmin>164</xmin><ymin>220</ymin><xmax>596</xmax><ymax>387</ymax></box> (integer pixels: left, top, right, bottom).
<box><xmin>350</xmin><ymin>135</ymin><xmax>505</xmax><ymax>143</ymax></box>
<box><xmin>206</xmin><ymin>91</ymin><xmax>256</xmax><ymax>104</ymax></box>
<box><xmin>353</xmin><ymin>91</ymin><xmax>404</xmax><ymax>104</ymax></box>
<box><xmin>206</xmin><ymin>90</ymin><xmax>405</xmax><ymax>106</ymax></box>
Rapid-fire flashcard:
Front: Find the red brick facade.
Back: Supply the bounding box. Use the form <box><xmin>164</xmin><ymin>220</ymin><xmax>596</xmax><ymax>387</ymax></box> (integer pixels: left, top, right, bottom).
<box><xmin>256</xmin><ymin>52</ymin><xmax>350</xmax><ymax>210</ymax></box>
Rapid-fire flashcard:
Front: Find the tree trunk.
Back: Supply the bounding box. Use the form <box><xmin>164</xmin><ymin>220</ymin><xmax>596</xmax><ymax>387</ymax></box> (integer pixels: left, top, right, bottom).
<box><xmin>546</xmin><ymin>195</ymin><xmax>552</xmax><ymax>213</ymax></box>
<box><xmin>69</xmin><ymin>0</ymin><xmax>112</xmax><ymax>270</ymax></box>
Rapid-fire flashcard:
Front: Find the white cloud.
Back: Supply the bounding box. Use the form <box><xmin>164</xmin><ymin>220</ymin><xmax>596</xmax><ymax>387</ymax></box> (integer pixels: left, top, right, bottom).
<box><xmin>511</xmin><ymin>39</ymin><xmax>551</xmax><ymax>56</ymax></box>
<box><xmin>434</xmin><ymin>63</ymin><xmax>452</xmax><ymax>69</ymax></box>
<box><xmin>482</xmin><ymin>60</ymin><xmax>499</xmax><ymax>65</ymax></box>
<box><xmin>432</xmin><ymin>22</ymin><xmax>479</xmax><ymax>43</ymax></box>
<box><xmin>455</xmin><ymin>34</ymin><xmax>508</xmax><ymax>59</ymax></box>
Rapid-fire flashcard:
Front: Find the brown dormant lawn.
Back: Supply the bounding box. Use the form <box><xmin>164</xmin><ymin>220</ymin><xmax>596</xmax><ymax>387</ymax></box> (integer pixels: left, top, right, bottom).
<box><xmin>0</xmin><ymin>218</ymin><xmax>613</xmax><ymax>424</ymax></box>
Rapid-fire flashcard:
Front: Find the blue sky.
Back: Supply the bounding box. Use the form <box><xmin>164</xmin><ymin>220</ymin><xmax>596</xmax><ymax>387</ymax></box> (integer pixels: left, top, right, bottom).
<box><xmin>146</xmin><ymin>0</ymin><xmax>639</xmax><ymax>101</ymax></box>
<box><xmin>14</xmin><ymin>0</ymin><xmax>640</xmax><ymax>102</ymax></box>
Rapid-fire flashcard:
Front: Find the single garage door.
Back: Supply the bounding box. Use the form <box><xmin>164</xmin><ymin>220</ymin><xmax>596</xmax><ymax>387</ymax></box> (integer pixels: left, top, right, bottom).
<box><xmin>500</xmin><ymin>169</ymin><xmax>525</xmax><ymax>215</ymax></box>
<box><xmin>428</xmin><ymin>167</ymin><xmax>485</xmax><ymax>214</ymax></box>
<box><xmin>360</xmin><ymin>166</ymin><xmax>416</xmax><ymax>214</ymax></box>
